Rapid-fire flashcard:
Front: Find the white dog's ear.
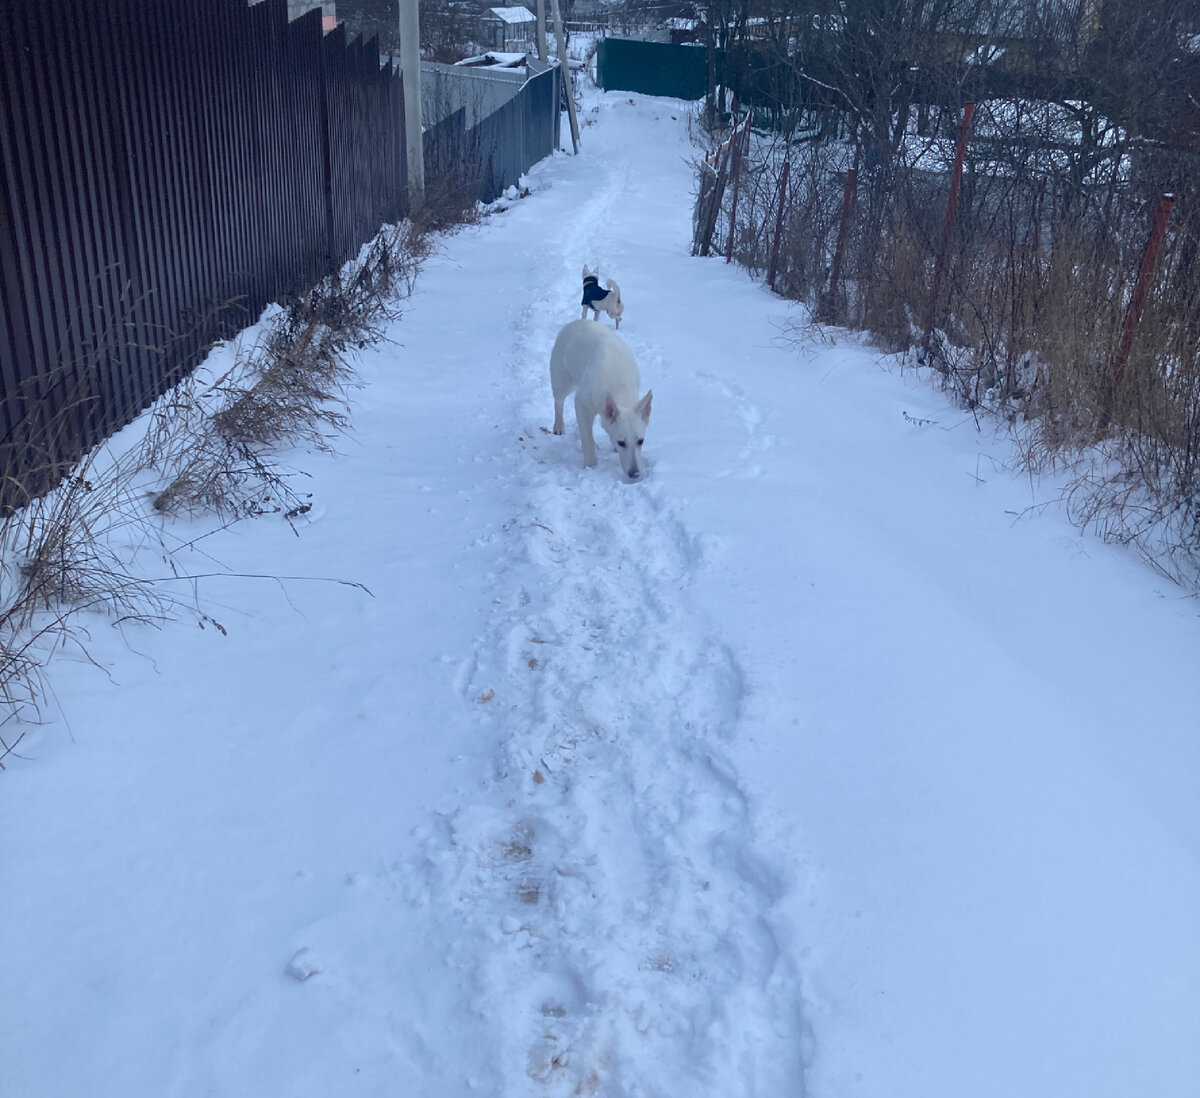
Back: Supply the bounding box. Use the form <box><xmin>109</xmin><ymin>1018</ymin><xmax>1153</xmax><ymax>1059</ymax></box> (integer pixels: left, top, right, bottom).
<box><xmin>636</xmin><ymin>390</ymin><xmax>653</xmax><ymax>422</ymax></box>
<box><xmin>603</xmin><ymin>394</ymin><xmax>620</xmax><ymax>424</ymax></box>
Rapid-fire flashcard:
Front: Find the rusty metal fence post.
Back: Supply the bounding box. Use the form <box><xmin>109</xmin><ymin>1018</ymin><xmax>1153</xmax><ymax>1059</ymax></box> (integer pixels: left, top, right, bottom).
<box><xmin>921</xmin><ymin>100</ymin><xmax>975</xmax><ymax>362</ymax></box>
<box><xmin>1102</xmin><ymin>192</ymin><xmax>1175</xmax><ymax>427</ymax></box>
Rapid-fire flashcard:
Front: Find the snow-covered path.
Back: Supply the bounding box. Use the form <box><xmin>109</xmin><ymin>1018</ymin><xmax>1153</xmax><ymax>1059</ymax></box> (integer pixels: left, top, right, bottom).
<box><xmin>3</xmin><ymin>91</ymin><xmax>1199</xmax><ymax>1098</ymax></box>
<box><xmin>394</xmin><ymin>109</ymin><xmax>809</xmax><ymax>1091</ymax></box>
<box><xmin>331</xmin><ymin>96</ymin><xmax>810</xmax><ymax>1093</ymax></box>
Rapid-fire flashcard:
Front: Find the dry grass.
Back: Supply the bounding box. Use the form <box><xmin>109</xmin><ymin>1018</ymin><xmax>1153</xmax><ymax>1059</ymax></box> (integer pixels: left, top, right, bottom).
<box><xmin>857</xmin><ymin>222</ymin><xmax>928</xmax><ymax>352</ymax></box>
<box><xmin>149</xmin><ymin>222</ymin><xmax>426</xmax><ymax>520</ymax></box>
<box><xmin>0</xmin><ymin>218</ymin><xmax>431</xmax><ymax>735</ymax></box>
<box><xmin>701</xmin><ymin>120</ymin><xmax>1200</xmax><ymax>586</ymax></box>
<box><xmin>0</xmin><ymin>436</ymin><xmax>175</xmax><ymax>758</ymax></box>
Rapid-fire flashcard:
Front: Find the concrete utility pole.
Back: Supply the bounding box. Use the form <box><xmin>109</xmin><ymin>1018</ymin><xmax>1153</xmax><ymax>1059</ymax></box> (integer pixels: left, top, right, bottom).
<box><xmin>548</xmin><ymin>0</ymin><xmax>580</xmax><ymax>154</ymax></box>
<box><xmin>535</xmin><ymin>0</ymin><xmax>548</xmax><ymax>62</ymax></box>
<box><xmin>399</xmin><ymin>0</ymin><xmax>424</xmax><ymax>210</ymax></box>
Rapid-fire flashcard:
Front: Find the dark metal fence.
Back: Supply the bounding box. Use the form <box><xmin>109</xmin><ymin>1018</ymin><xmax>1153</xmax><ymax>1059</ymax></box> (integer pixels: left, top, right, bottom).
<box><xmin>1</xmin><ymin>0</ymin><xmax>408</xmax><ymax>508</ymax></box>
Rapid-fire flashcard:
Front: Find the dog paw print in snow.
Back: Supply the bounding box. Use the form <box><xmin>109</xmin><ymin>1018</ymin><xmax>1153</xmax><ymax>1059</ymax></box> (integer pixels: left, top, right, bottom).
<box><xmin>526</xmin><ymin>1033</ymin><xmax>566</xmax><ymax>1082</ymax></box>
<box><xmin>285</xmin><ymin>946</ymin><xmax>321</xmax><ymax>982</ymax></box>
<box><xmin>527</xmin><ymin>1033</ymin><xmax>602</xmax><ymax>1095</ymax></box>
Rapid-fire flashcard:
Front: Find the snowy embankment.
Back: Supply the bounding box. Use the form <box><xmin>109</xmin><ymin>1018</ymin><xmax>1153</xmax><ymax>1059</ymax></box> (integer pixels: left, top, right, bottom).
<box><xmin>3</xmin><ymin>90</ymin><xmax>1199</xmax><ymax>1098</ymax></box>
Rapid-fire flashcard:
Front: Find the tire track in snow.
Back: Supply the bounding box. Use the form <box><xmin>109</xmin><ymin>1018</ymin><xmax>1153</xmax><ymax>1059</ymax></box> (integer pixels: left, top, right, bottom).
<box><xmin>402</xmin><ymin>143</ymin><xmax>809</xmax><ymax>1095</ymax></box>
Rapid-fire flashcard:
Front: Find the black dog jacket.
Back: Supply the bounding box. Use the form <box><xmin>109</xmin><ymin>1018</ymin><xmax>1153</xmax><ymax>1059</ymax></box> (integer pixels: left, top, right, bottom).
<box><xmin>581</xmin><ymin>275</ymin><xmax>612</xmax><ymax>308</ymax></box>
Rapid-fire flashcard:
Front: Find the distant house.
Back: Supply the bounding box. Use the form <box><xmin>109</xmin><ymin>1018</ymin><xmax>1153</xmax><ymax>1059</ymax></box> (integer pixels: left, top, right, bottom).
<box><xmin>480</xmin><ymin>6</ymin><xmax>537</xmax><ymax>53</ymax></box>
<box><xmin>926</xmin><ymin>0</ymin><xmax>1101</xmax><ymax>75</ymax></box>
<box><xmin>666</xmin><ymin>18</ymin><xmax>699</xmax><ymax>45</ymax></box>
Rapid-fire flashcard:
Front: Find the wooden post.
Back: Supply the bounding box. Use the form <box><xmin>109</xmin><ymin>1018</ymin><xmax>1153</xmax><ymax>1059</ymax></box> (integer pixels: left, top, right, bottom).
<box><xmin>398</xmin><ymin>0</ymin><xmax>424</xmax><ymax>210</ymax></box>
<box><xmin>1102</xmin><ymin>193</ymin><xmax>1174</xmax><ymax>425</ymax></box>
<box><xmin>699</xmin><ymin>145</ymin><xmax>731</xmax><ymax>257</ymax></box>
<box><xmin>767</xmin><ymin>159</ymin><xmax>790</xmax><ymax>291</ymax></box>
<box><xmin>725</xmin><ymin>116</ymin><xmax>751</xmax><ymax>263</ymax></box>
<box><xmin>693</xmin><ymin>165</ymin><xmax>713</xmax><ymax>255</ymax></box>
<box><xmin>535</xmin><ymin>0</ymin><xmax>547</xmax><ymax>62</ymax></box>
<box><xmin>824</xmin><ymin>167</ymin><xmax>857</xmax><ymax>320</ymax></box>
<box><xmin>921</xmin><ymin>101</ymin><xmax>975</xmax><ymax>361</ymax></box>
<box><xmin>549</xmin><ymin>0</ymin><xmax>580</xmax><ymax>154</ymax></box>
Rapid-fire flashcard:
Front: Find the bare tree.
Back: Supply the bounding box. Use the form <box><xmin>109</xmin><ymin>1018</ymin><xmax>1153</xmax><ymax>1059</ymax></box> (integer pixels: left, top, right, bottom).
<box><xmin>338</xmin><ymin>0</ymin><xmax>400</xmax><ymax>51</ymax></box>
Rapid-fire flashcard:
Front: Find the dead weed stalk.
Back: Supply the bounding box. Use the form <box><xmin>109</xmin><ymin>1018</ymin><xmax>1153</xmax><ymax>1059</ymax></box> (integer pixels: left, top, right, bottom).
<box><xmin>1</xmin><ymin>219</ymin><xmax>428</xmax><ymax>737</ymax></box>
<box><xmin>149</xmin><ymin>221</ymin><xmax>426</xmax><ymax>519</ymax></box>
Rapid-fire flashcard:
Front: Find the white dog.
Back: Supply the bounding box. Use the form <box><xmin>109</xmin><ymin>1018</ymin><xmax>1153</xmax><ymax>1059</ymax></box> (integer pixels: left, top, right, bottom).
<box><xmin>551</xmin><ymin>319</ymin><xmax>652</xmax><ymax>480</ymax></box>
<box><xmin>581</xmin><ymin>265</ymin><xmax>624</xmax><ymax>327</ymax></box>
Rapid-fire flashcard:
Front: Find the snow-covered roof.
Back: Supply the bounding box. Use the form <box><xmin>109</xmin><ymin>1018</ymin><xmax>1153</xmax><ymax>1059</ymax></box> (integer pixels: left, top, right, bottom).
<box><xmin>454</xmin><ymin>51</ymin><xmax>529</xmax><ymax>69</ymax></box>
<box><xmin>484</xmin><ymin>6</ymin><xmax>537</xmax><ymax>24</ymax></box>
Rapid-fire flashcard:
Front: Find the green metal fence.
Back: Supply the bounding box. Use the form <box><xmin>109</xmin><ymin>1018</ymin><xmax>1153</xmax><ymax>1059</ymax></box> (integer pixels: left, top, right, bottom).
<box><xmin>596</xmin><ymin>38</ymin><xmax>708</xmax><ymax>101</ymax></box>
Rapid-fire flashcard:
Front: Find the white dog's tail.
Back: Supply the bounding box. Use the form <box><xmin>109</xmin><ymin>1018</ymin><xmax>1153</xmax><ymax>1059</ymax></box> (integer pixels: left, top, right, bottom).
<box><xmin>605</xmin><ymin>278</ymin><xmax>621</xmax><ymax>305</ymax></box>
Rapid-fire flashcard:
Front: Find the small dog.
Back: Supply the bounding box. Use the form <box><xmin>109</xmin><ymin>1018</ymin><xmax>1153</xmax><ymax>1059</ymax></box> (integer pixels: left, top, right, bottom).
<box><xmin>551</xmin><ymin>319</ymin><xmax>652</xmax><ymax>480</ymax></box>
<box><xmin>581</xmin><ymin>265</ymin><xmax>624</xmax><ymax>327</ymax></box>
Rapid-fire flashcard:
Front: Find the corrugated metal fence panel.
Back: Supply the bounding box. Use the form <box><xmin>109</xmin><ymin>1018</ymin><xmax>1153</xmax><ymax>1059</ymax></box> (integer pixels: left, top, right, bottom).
<box><xmin>0</xmin><ymin>0</ymin><xmax>410</xmax><ymax>508</ymax></box>
<box><xmin>424</xmin><ymin>64</ymin><xmax>564</xmax><ymax>206</ymax></box>
<box><xmin>383</xmin><ymin>61</ymin><xmax>409</xmax><ymax>233</ymax></box>
<box><xmin>1</xmin><ymin>5</ymin><xmax>560</xmax><ymax>510</ymax></box>
<box><xmin>323</xmin><ymin>35</ymin><xmax>409</xmax><ymax>267</ymax></box>
<box><xmin>526</xmin><ymin>66</ymin><xmax>560</xmax><ymax>166</ymax></box>
<box><xmin>259</xmin><ymin>2</ymin><xmax>331</xmax><ymax>301</ymax></box>
<box><xmin>596</xmin><ymin>38</ymin><xmax>709</xmax><ymax>100</ymax></box>
<box><xmin>323</xmin><ymin>23</ymin><xmax>352</xmax><ymax>266</ymax></box>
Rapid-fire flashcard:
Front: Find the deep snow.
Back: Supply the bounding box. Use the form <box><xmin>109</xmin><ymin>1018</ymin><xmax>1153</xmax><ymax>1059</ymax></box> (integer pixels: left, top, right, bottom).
<box><xmin>2</xmin><ymin>89</ymin><xmax>1199</xmax><ymax>1098</ymax></box>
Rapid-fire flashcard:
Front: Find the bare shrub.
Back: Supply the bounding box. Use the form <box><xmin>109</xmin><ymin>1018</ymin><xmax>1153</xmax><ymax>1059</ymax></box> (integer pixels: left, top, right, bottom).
<box><xmin>411</xmin><ymin>166</ymin><xmax>487</xmax><ymax>235</ymax></box>
<box><xmin>772</xmin><ymin>153</ymin><xmax>843</xmax><ymax>306</ymax></box>
<box><xmin>0</xmin><ymin>434</ymin><xmax>178</xmax><ymax>748</ymax></box>
<box><xmin>0</xmin><ymin>218</ymin><xmax>430</xmax><ymax>732</ymax></box>
<box><xmin>149</xmin><ymin>222</ymin><xmax>425</xmax><ymax>520</ymax></box>
<box><xmin>696</xmin><ymin>84</ymin><xmax>1200</xmax><ymax>585</ymax></box>
<box><xmin>858</xmin><ymin>221</ymin><xmax>926</xmax><ymax>352</ymax></box>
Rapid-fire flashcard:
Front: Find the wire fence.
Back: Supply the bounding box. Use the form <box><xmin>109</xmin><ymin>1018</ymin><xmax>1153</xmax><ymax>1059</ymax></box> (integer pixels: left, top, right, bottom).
<box><xmin>697</xmin><ymin>102</ymin><xmax>1200</xmax><ymax>580</ymax></box>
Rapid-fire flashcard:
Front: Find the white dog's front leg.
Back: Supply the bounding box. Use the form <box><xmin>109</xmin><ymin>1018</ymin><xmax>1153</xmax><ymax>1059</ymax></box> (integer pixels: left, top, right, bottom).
<box><xmin>553</xmin><ymin>397</ymin><xmax>565</xmax><ymax>435</ymax></box>
<box><xmin>575</xmin><ymin>400</ymin><xmax>598</xmax><ymax>467</ymax></box>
